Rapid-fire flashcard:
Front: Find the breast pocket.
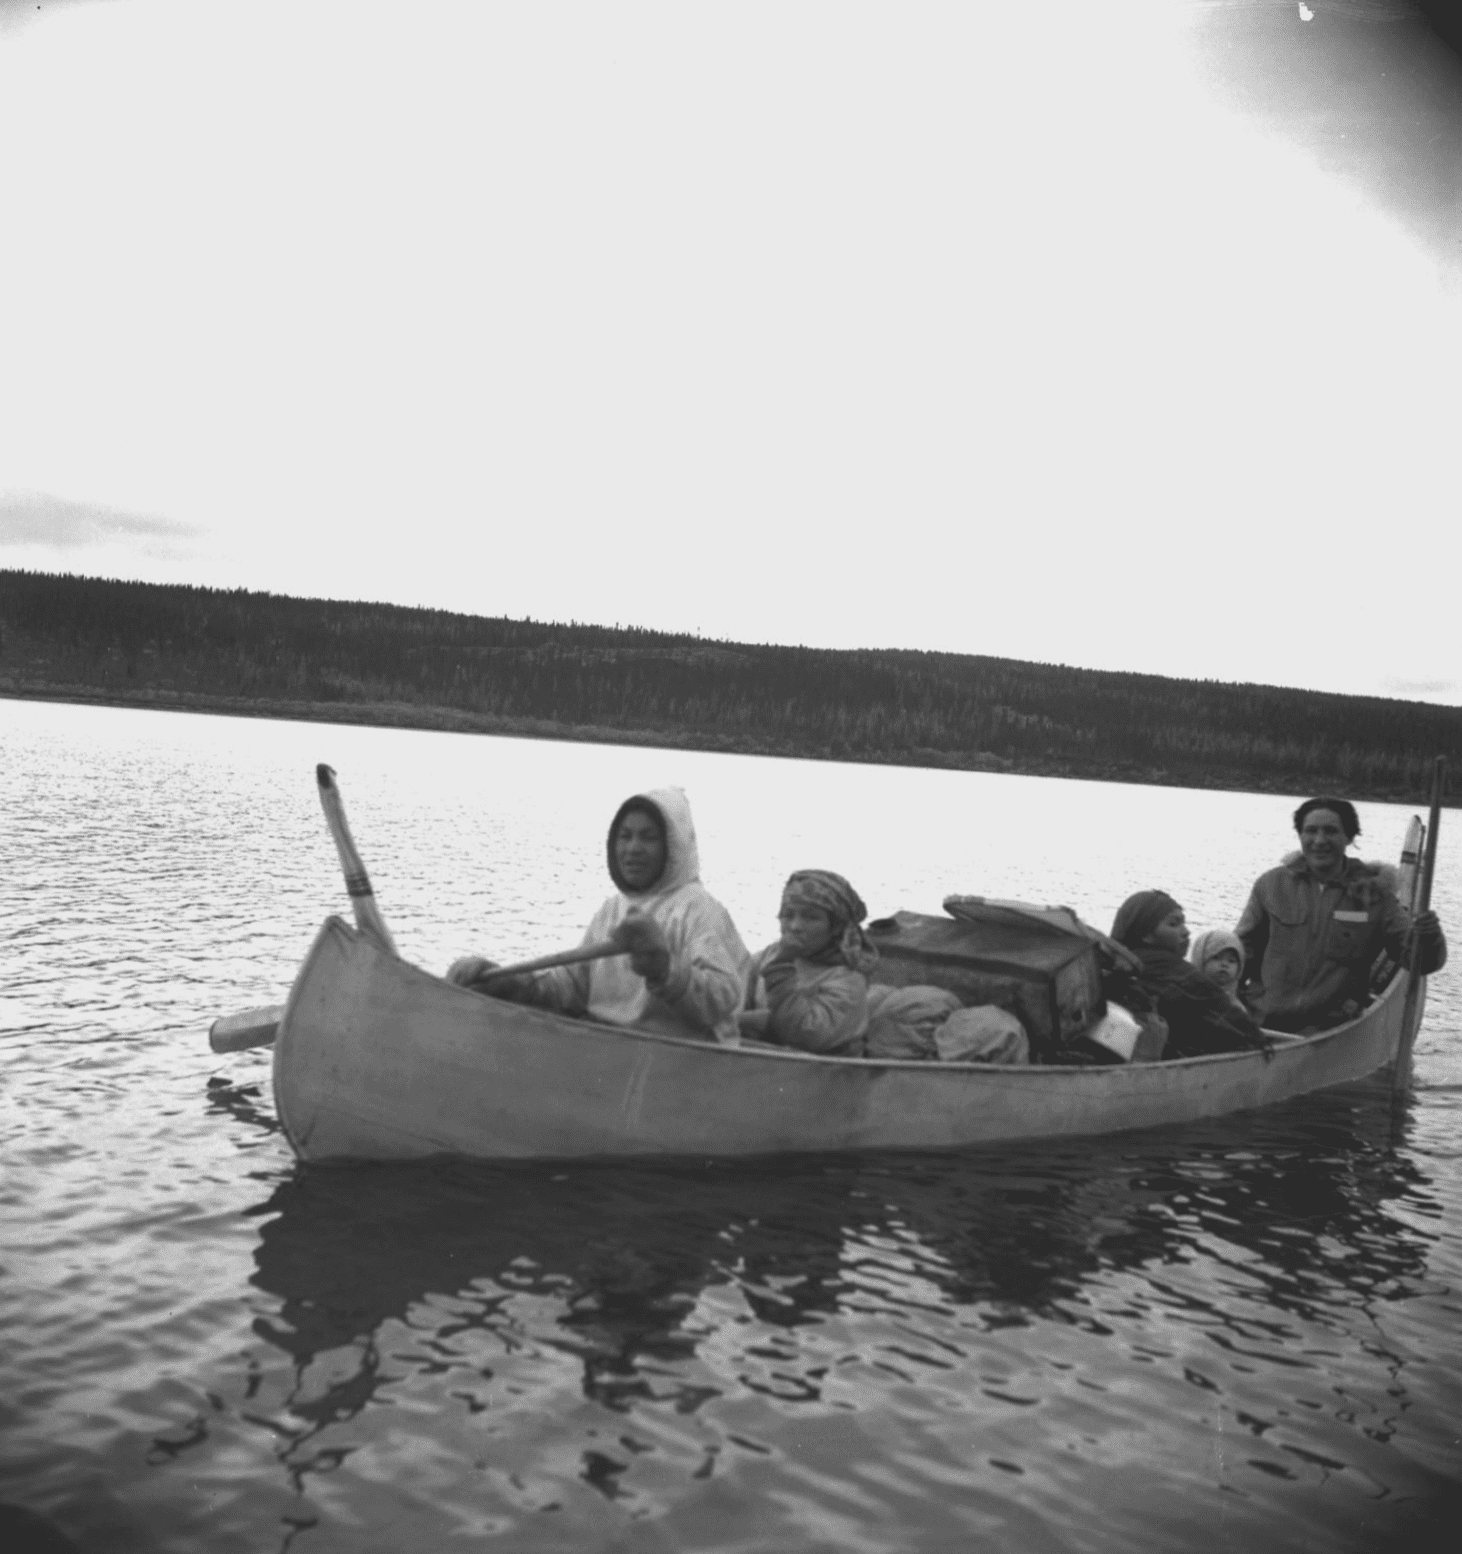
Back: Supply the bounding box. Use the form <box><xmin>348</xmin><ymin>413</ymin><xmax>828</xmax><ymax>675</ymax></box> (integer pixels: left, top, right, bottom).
<box><xmin>1265</xmin><ymin>901</ymin><xmax>1308</xmax><ymax>957</ymax></box>
<box><xmin>1323</xmin><ymin>909</ymin><xmax>1374</xmax><ymax>963</ymax></box>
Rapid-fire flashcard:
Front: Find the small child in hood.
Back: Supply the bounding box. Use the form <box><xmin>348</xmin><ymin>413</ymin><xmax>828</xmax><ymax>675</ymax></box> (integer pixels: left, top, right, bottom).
<box><xmin>1112</xmin><ymin>892</ymin><xmax>1268</xmax><ymax>1060</ymax></box>
<box><xmin>1189</xmin><ymin>928</ymin><xmax>1248</xmax><ymax>1013</ymax></box>
<box><xmin>739</xmin><ymin>870</ymin><xmax>877</xmax><ymax>1056</ymax></box>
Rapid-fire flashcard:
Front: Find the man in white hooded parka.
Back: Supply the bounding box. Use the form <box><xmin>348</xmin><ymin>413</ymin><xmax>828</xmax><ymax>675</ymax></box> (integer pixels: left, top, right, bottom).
<box><xmin>447</xmin><ymin>788</ymin><xmax>749</xmax><ymax>1044</ymax></box>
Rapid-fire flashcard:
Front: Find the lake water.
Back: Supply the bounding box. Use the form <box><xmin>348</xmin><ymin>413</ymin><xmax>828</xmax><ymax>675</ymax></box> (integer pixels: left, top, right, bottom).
<box><xmin>3</xmin><ymin>697</ymin><xmax>1461</xmax><ymax>1552</ymax></box>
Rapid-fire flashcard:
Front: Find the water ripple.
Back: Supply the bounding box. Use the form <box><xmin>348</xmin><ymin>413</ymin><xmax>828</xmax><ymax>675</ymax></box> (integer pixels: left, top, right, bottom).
<box><xmin>4</xmin><ymin>700</ymin><xmax>1461</xmax><ymax>1549</ymax></box>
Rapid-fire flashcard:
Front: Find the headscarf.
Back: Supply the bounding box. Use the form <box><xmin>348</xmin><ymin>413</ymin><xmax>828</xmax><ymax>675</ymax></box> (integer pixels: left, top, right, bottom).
<box><xmin>1189</xmin><ymin>928</ymin><xmax>1244</xmax><ymax>976</ymax></box>
<box><xmin>780</xmin><ymin>869</ymin><xmax>878</xmax><ymax>974</ymax></box>
<box><xmin>1110</xmin><ymin>890</ymin><xmax>1181</xmax><ymax>951</ymax></box>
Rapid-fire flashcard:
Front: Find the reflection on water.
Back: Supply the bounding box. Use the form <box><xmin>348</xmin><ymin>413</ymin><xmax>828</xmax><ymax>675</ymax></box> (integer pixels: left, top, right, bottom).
<box><xmin>253</xmin><ymin>1089</ymin><xmax>1429</xmax><ymax>1362</ymax></box>
<box><xmin>232</xmin><ymin>1082</ymin><xmax>1457</xmax><ymax>1552</ymax></box>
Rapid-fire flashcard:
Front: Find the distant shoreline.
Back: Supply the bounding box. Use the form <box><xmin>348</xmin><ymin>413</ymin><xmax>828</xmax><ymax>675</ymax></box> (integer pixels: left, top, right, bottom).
<box><xmin>3</xmin><ymin>681</ymin><xmax>1445</xmax><ymax>808</ymax></box>
<box><xmin>3</xmin><ymin>570</ymin><xmax>1456</xmax><ymax>810</ymax></box>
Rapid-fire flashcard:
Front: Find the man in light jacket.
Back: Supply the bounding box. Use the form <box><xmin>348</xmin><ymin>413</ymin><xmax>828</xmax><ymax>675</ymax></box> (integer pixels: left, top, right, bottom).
<box><xmin>1237</xmin><ymin>797</ymin><xmax>1445</xmax><ymax>1033</ymax></box>
<box><xmin>448</xmin><ymin>787</ymin><xmax>749</xmax><ymax>1044</ymax></box>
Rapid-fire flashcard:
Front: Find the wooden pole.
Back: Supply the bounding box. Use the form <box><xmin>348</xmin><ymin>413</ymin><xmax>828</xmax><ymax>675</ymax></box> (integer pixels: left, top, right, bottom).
<box><xmin>1395</xmin><ymin>755</ymin><xmax>1446</xmax><ymax>1089</ymax></box>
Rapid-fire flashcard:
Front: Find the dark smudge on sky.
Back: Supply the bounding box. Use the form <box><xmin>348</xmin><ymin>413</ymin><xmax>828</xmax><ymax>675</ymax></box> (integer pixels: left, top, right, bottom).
<box><xmin>1186</xmin><ymin>2</ymin><xmax>1462</xmax><ymax>280</ymax></box>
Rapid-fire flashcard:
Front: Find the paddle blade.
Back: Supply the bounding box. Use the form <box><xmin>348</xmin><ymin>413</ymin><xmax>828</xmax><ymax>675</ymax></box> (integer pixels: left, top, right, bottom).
<box><xmin>209</xmin><ymin>1004</ymin><xmax>284</xmax><ymax>1053</ymax></box>
<box><xmin>316</xmin><ymin>764</ymin><xmax>399</xmax><ymax>956</ymax></box>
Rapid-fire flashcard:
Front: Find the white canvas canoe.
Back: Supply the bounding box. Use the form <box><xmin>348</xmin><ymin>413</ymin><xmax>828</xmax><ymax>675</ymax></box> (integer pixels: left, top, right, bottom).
<box><xmin>271</xmin><ymin>914</ymin><xmax>1427</xmax><ymax>1164</ymax></box>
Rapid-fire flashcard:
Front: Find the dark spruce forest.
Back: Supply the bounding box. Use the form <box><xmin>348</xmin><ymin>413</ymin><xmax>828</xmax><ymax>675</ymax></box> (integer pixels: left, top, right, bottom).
<box><xmin>2</xmin><ymin>570</ymin><xmax>1457</xmax><ymax>804</ymax></box>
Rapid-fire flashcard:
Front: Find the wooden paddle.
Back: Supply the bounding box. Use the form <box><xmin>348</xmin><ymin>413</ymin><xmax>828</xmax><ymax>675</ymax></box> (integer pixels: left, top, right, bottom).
<box><xmin>210</xmin><ymin>759</ymin><xmax>630</xmax><ymax>1054</ymax></box>
<box><xmin>316</xmin><ymin>763</ymin><xmax>398</xmax><ymax>955</ymax></box>
<box><xmin>209</xmin><ymin>763</ymin><xmax>396</xmax><ymax>1054</ymax></box>
<box><xmin>209</xmin><ymin>940</ymin><xmax>627</xmax><ymax>1052</ymax></box>
<box><xmin>209</xmin><ymin>1003</ymin><xmax>288</xmax><ymax>1054</ymax></box>
<box><xmin>468</xmin><ymin>938</ymin><xmax>623</xmax><ymax>988</ymax></box>
<box><xmin>1395</xmin><ymin>754</ymin><xmax>1446</xmax><ymax>1088</ymax></box>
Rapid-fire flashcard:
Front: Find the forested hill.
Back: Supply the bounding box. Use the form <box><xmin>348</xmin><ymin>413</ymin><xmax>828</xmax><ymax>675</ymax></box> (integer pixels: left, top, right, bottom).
<box><xmin>2</xmin><ymin>569</ymin><xmax>1457</xmax><ymax>804</ymax></box>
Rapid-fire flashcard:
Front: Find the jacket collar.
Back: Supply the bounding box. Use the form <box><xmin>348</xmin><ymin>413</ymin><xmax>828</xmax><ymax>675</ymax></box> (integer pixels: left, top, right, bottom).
<box><xmin>1283</xmin><ymin>854</ymin><xmax>1371</xmax><ymax>887</ymax></box>
<box><xmin>1136</xmin><ymin>944</ymin><xmax>1187</xmax><ymax>972</ymax></box>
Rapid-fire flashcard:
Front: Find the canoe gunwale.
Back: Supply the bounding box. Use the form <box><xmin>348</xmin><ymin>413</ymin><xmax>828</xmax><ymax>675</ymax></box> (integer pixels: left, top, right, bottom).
<box><xmin>290</xmin><ymin>915</ymin><xmax>1398</xmax><ymax>1077</ymax></box>
<box><xmin>270</xmin><ymin>913</ymin><xmax>1422</xmax><ymax>1163</ymax></box>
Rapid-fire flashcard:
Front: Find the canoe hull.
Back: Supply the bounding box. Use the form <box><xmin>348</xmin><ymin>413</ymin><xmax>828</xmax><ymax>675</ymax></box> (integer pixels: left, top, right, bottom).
<box><xmin>272</xmin><ymin>918</ymin><xmax>1424</xmax><ymax>1163</ymax></box>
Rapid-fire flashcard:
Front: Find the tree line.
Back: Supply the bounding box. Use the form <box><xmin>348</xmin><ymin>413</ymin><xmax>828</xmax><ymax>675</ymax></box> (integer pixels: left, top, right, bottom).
<box><xmin>2</xmin><ymin>568</ymin><xmax>1457</xmax><ymax>803</ymax></box>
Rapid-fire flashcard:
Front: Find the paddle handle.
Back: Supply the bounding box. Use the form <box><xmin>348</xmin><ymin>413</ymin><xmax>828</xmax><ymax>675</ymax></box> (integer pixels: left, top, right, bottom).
<box><xmin>472</xmin><ymin>938</ymin><xmax>624</xmax><ymax>987</ymax></box>
<box><xmin>317</xmin><ymin>764</ymin><xmax>399</xmax><ymax>956</ymax></box>
<box><xmin>210</xmin><ymin>1003</ymin><xmax>286</xmax><ymax>1053</ymax></box>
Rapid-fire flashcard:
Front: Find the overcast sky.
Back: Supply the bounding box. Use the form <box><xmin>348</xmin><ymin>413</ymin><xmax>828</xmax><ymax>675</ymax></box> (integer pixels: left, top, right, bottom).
<box><xmin>2</xmin><ymin>0</ymin><xmax>1459</xmax><ymax>702</ymax></box>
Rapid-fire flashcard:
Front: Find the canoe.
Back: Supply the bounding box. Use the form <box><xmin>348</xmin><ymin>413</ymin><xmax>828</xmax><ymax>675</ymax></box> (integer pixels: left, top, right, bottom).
<box><xmin>271</xmin><ymin>914</ymin><xmax>1427</xmax><ymax>1164</ymax></box>
<box><xmin>260</xmin><ymin>762</ymin><xmax>1445</xmax><ymax>1164</ymax></box>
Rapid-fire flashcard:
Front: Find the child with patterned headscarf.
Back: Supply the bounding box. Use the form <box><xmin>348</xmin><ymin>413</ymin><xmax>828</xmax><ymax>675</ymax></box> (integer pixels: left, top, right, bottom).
<box><xmin>738</xmin><ymin>870</ymin><xmax>878</xmax><ymax>1055</ymax></box>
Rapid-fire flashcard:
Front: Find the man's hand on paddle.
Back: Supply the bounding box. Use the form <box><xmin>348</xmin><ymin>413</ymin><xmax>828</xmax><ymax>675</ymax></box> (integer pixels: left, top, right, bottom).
<box><xmin>446</xmin><ymin>955</ymin><xmax>536</xmax><ymax>1000</ymax></box>
<box><xmin>446</xmin><ymin>955</ymin><xmax>489</xmax><ymax>987</ymax></box>
<box><xmin>612</xmin><ymin>910</ymin><xmax>671</xmax><ymax>987</ymax></box>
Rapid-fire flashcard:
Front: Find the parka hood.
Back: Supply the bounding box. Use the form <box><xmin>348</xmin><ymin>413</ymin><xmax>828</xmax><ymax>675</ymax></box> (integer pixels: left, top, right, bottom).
<box><xmin>606</xmin><ymin>786</ymin><xmax>702</xmax><ymax>898</ymax></box>
<box><xmin>1189</xmin><ymin>927</ymin><xmax>1243</xmax><ymax>971</ymax></box>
